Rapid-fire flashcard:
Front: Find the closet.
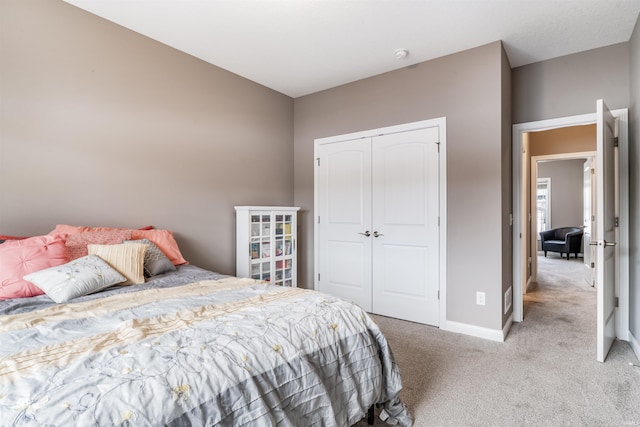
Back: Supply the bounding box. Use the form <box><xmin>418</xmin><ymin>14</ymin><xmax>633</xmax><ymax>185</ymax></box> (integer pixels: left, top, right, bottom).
<box><xmin>314</xmin><ymin>120</ymin><xmax>444</xmax><ymax>326</ymax></box>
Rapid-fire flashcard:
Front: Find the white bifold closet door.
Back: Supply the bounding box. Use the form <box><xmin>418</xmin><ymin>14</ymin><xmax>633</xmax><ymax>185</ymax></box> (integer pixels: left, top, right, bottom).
<box><xmin>317</xmin><ymin>138</ymin><xmax>373</xmax><ymax>311</ymax></box>
<box><xmin>317</xmin><ymin>127</ymin><xmax>440</xmax><ymax>326</ymax></box>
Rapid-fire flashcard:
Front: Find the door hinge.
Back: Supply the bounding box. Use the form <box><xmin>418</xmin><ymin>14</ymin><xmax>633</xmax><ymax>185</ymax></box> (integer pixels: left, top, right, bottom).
<box><xmin>437</xmin><ymin>290</ymin><xmax>440</xmax><ymax>300</ymax></box>
<box><xmin>317</xmin><ymin>216</ymin><xmax>321</xmax><ymax>224</ymax></box>
<box><xmin>318</xmin><ymin>273</ymin><xmax>320</xmax><ymax>281</ymax></box>
<box><xmin>316</xmin><ymin>158</ymin><xmax>320</xmax><ymax>166</ymax></box>
<box><xmin>438</xmin><ymin>217</ymin><xmax>440</xmax><ymax>226</ymax></box>
<box><xmin>615</xmin><ymin>217</ymin><xmax>619</xmax><ymax>227</ymax></box>
<box><xmin>613</xmin><ymin>137</ymin><xmax>619</xmax><ymax>148</ymax></box>
<box><xmin>436</xmin><ymin>141</ymin><xmax>440</xmax><ymax>153</ymax></box>
<box><xmin>615</xmin><ymin>297</ymin><xmax>619</xmax><ymax>308</ymax></box>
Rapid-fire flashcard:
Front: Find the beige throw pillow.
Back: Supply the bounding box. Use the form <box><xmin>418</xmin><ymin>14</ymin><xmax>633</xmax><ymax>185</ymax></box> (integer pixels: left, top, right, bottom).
<box><xmin>87</xmin><ymin>243</ymin><xmax>147</xmax><ymax>285</ymax></box>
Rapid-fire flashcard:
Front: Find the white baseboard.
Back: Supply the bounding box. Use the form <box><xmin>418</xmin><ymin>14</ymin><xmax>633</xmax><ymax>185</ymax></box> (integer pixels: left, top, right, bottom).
<box><xmin>629</xmin><ymin>331</ymin><xmax>640</xmax><ymax>361</ymax></box>
<box><xmin>442</xmin><ymin>315</ymin><xmax>513</xmax><ymax>342</ymax></box>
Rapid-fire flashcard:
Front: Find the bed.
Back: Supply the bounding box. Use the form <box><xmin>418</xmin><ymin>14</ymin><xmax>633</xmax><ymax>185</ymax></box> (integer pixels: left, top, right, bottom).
<box><xmin>0</xmin><ymin>228</ymin><xmax>413</xmax><ymax>426</ymax></box>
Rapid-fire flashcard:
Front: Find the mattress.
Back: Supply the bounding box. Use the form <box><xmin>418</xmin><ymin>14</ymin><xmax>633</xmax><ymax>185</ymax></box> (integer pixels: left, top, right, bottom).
<box><xmin>0</xmin><ymin>265</ymin><xmax>413</xmax><ymax>426</ymax></box>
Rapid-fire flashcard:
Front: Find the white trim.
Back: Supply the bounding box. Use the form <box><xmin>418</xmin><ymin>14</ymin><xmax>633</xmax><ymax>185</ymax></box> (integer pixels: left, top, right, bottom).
<box><xmin>531</xmin><ymin>152</ymin><xmax>596</xmax><ymax>280</ymax></box>
<box><xmin>314</xmin><ymin>119</ymin><xmax>442</xmax><ymax>145</ymax></box>
<box><xmin>535</xmin><ymin>176</ymin><xmax>551</xmax><ymax>237</ymax></box>
<box><xmin>615</xmin><ymin>109</ymin><xmax>630</xmax><ymax>342</ymax></box>
<box><xmin>629</xmin><ymin>331</ymin><xmax>640</xmax><ymax>361</ymax></box>
<box><xmin>438</xmin><ymin>119</ymin><xmax>448</xmax><ymax>328</ymax></box>
<box><xmin>512</xmin><ymin>113</ymin><xmax>597</xmax><ymax>322</ymax></box>
<box><xmin>442</xmin><ymin>314</ymin><xmax>513</xmax><ymax>342</ymax></box>
<box><xmin>314</xmin><ymin>118</ymin><xmax>447</xmax><ymax>328</ymax></box>
<box><xmin>512</xmin><ymin>108</ymin><xmax>629</xmax><ymax>345</ymax></box>
<box><xmin>531</xmin><ymin>171</ymin><xmax>550</xmax><ymax>281</ymax></box>
<box><xmin>532</xmin><ymin>152</ymin><xmax>596</xmax><ymax>161</ymax></box>
<box><xmin>234</xmin><ymin>206</ymin><xmax>300</xmax><ymax>212</ymax></box>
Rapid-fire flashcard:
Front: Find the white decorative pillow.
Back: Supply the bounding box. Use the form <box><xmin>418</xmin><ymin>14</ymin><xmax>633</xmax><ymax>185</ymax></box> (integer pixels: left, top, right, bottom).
<box><xmin>124</xmin><ymin>238</ymin><xmax>176</xmax><ymax>276</ymax></box>
<box><xmin>23</xmin><ymin>254</ymin><xmax>126</xmax><ymax>303</ymax></box>
<box><xmin>87</xmin><ymin>243</ymin><xmax>147</xmax><ymax>285</ymax></box>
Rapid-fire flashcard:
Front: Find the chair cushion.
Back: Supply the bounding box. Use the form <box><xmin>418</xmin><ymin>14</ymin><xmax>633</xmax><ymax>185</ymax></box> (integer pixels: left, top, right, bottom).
<box><xmin>553</xmin><ymin>227</ymin><xmax>582</xmax><ymax>240</ymax></box>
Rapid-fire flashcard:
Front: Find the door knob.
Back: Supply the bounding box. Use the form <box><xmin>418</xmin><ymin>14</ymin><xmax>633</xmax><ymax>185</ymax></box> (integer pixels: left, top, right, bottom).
<box><xmin>358</xmin><ymin>231</ymin><xmax>371</xmax><ymax>237</ymax></box>
<box><xmin>589</xmin><ymin>240</ymin><xmax>617</xmax><ymax>247</ymax></box>
<box><xmin>373</xmin><ymin>231</ymin><xmax>384</xmax><ymax>238</ymax></box>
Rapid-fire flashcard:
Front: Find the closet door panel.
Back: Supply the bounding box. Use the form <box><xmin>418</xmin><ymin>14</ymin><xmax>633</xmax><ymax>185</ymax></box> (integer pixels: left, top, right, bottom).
<box><xmin>317</xmin><ymin>139</ymin><xmax>372</xmax><ymax>311</ymax></box>
<box><xmin>372</xmin><ymin>127</ymin><xmax>440</xmax><ymax>325</ymax></box>
<box><xmin>381</xmin><ymin>244</ymin><xmax>428</xmax><ymax>297</ymax></box>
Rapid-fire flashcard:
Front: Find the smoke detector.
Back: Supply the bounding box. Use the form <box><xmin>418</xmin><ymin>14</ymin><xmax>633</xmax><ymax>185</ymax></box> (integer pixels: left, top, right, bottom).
<box><xmin>394</xmin><ymin>49</ymin><xmax>409</xmax><ymax>59</ymax></box>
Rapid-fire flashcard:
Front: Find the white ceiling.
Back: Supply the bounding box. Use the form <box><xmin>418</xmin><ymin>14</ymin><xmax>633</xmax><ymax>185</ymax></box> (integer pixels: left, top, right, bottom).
<box><xmin>63</xmin><ymin>0</ymin><xmax>640</xmax><ymax>98</ymax></box>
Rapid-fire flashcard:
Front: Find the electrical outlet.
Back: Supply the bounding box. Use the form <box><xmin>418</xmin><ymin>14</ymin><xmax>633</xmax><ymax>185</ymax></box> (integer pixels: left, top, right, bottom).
<box><xmin>476</xmin><ymin>291</ymin><xmax>486</xmax><ymax>306</ymax></box>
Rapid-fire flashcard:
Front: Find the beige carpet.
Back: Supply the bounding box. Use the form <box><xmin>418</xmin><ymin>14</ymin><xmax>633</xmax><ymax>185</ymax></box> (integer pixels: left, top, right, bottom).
<box><xmin>356</xmin><ymin>255</ymin><xmax>640</xmax><ymax>426</ymax></box>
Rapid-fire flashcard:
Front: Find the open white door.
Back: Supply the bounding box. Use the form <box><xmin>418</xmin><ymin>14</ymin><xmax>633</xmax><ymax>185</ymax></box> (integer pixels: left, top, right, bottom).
<box><xmin>595</xmin><ymin>99</ymin><xmax>617</xmax><ymax>363</ymax></box>
<box><xmin>583</xmin><ymin>158</ymin><xmax>595</xmax><ymax>287</ymax></box>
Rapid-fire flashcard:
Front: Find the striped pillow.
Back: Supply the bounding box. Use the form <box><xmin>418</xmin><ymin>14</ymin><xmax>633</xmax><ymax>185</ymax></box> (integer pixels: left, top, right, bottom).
<box><xmin>87</xmin><ymin>243</ymin><xmax>147</xmax><ymax>285</ymax></box>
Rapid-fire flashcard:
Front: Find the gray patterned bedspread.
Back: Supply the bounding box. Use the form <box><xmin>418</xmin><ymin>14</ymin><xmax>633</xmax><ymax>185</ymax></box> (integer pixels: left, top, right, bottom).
<box><xmin>0</xmin><ymin>266</ymin><xmax>412</xmax><ymax>426</ymax></box>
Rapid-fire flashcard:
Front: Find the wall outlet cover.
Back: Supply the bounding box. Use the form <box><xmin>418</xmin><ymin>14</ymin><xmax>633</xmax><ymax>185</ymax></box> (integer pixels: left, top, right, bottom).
<box><xmin>476</xmin><ymin>291</ymin><xmax>486</xmax><ymax>306</ymax></box>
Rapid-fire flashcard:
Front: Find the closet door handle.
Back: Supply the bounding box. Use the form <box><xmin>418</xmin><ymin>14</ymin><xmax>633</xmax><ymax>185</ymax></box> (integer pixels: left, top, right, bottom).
<box><xmin>358</xmin><ymin>231</ymin><xmax>371</xmax><ymax>237</ymax></box>
<box><xmin>373</xmin><ymin>231</ymin><xmax>384</xmax><ymax>238</ymax></box>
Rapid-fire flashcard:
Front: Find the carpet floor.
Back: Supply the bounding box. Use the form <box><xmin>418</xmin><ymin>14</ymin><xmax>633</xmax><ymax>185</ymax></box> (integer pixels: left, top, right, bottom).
<box><xmin>355</xmin><ymin>255</ymin><xmax>640</xmax><ymax>426</ymax></box>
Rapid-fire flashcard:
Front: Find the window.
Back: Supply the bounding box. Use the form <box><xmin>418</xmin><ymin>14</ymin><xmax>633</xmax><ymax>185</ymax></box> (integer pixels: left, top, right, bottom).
<box><xmin>536</xmin><ymin>178</ymin><xmax>551</xmax><ymax>238</ymax></box>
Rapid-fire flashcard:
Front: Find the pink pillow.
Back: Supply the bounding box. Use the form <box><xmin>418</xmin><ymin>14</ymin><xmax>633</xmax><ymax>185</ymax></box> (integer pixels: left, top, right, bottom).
<box><xmin>0</xmin><ymin>235</ymin><xmax>70</xmax><ymax>300</ymax></box>
<box><xmin>65</xmin><ymin>229</ymin><xmax>133</xmax><ymax>260</ymax></box>
<box><xmin>131</xmin><ymin>229</ymin><xmax>187</xmax><ymax>265</ymax></box>
<box><xmin>48</xmin><ymin>224</ymin><xmax>91</xmax><ymax>235</ymax></box>
<box><xmin>0</xmin><ymin>234</ymin><xmax>29</xmax><ymax>241</ymax></box>
<box><xmin>48</xmin><ymin>224</ymin><xmax>154</xmax><ymax>236</ymax></box>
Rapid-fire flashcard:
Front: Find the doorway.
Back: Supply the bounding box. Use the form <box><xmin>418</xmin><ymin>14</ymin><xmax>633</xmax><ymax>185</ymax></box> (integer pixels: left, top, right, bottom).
<box><xmin>531</xmin><ymin>152</ymin><xmax>596</xmax><ymax>292</ymax></box>
<box><xmin>512</xmin><ymin>108</ymin><xmax>630</xmax><ymax>358</ymax></box>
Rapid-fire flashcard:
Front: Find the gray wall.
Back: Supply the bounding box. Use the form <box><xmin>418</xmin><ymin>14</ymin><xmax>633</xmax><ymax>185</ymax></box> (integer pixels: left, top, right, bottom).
<box><xmin>513</xmin><ymin>40</ymin><xmax>637</xmax><ymax>342</ymax></box>
<box><xmin>2</xmin><ymin>0</ymin><xmax>636</xmax><ymax>339</ymax></box>
<box><xmin>294</xmin><ymin>42</ymin><xmax>511</xmax><ymax>330</ymax></box>
<box><xmin>501</xmin><ymin>47</ymin><xmax>513</xmax><ymax>326</ymax></box>
<box><xmin>512</xmin><ymin>43</ymin><xmax>629</xmax><ymax>123</ymax></box>
<box><xmin>513</xmin><ymin>43</ymin><xmax>630</xmax><ymax>123</ymax></box>
<box><xmin>0</xmin><ymin>0</ymin><xmax>294</xmax><ymax>275</ymax></box>
<box><xmin>630</xmin><ymin>16</ymin><xmax>640</xmax><ymax>344</ymax></box>
<box><xmin>537</xmin><ymin>159</ymin><xmax>586</xmax><ymax>230</ymax></box>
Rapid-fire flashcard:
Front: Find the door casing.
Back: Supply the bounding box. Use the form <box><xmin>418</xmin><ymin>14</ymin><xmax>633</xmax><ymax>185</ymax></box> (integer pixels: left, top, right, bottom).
<box><xmin>512</xmin><ymin>109</ymin><xmax>630</xmax><ymax>343</ymax></box>
<box><xmin>313</xmin><ymin>118</ymin><xmax>447</xmax><ymax>328</ymax></box>
<box><xmin>529</xmin><ymin>152</ymin><xmax>595</xmax><ymax>288</ymax></box>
